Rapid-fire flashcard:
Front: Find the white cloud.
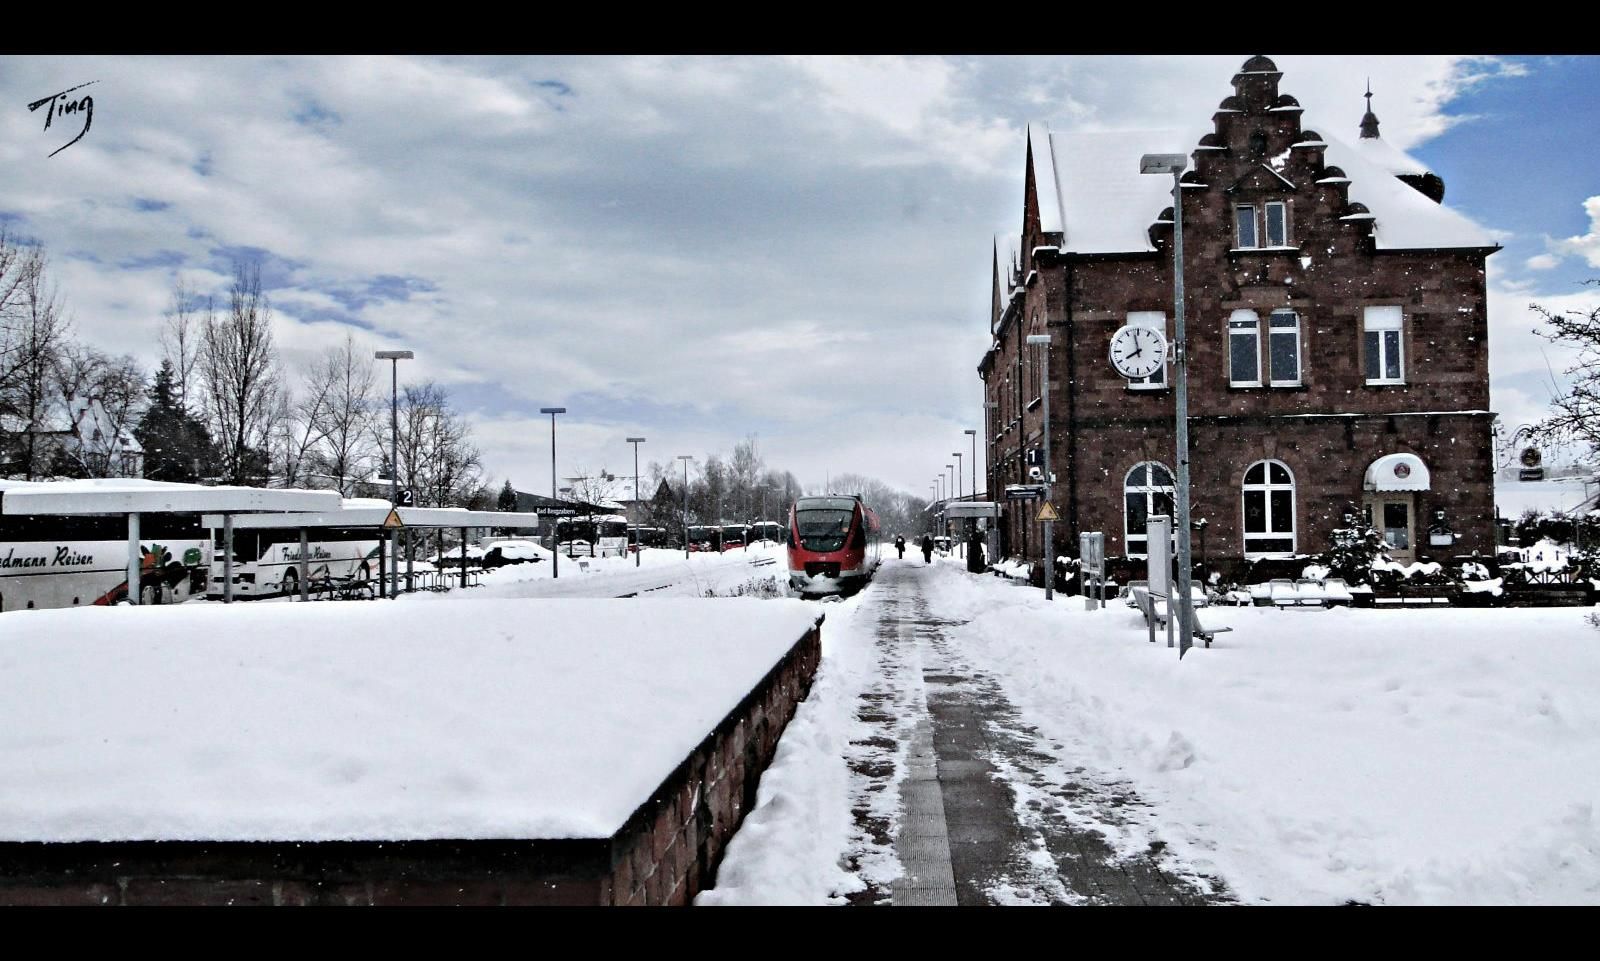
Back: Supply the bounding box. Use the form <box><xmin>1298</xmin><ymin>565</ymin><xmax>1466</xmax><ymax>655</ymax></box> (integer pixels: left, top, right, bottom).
<box><xmin>1525</xmin><ymin>253</ymin><xmax>1561</xmax><ymax>271</ymax></box>
<box><xmin>0</xmin><ymin>55</ymin><xmax>1556</xmax><ymax>497</ymax></box>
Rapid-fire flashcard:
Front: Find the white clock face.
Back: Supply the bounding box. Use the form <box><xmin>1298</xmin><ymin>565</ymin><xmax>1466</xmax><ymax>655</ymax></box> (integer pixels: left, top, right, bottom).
<box><xmin>1109</xmin><ymin>325</ymin><xmax>1168</xmax><ymax>379</ymax></box>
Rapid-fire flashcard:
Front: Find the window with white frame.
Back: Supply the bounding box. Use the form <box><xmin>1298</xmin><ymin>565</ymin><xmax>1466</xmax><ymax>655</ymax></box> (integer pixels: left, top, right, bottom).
<box><xmin>1235</xmin><ymin>205</ymin><xmax>1257</xmax><ymax>248</ymax></box>
<box><xmin>1125</xmin><ymin>311</ymin><xmax>1167</xmax><ymax>389</ymax></box>
<box><xmin>1124</xmin><ymin>462</ymin><xmax>1175</xmax><ymax>557</ymax></box>
<box><xmin>1268</xmin><ymin>310</ymin><xmax>1301</xmax><ymax>386</ymax></box>
<box><xmin>1235</xmin><ymin>202</ymin><xmax>1291</xmax><ymax>249</ymax></box>
<box><xmin>1364</xmin><ymin>306</ymin><xmax>1404</xmax><ymax>384</ymax></box>
<box><xmin>1229</xmin><ymin>310</ymin><xmax>1261</xmax><ymax>386</ymax></box>
<box><xmin>1242</xmin><ymin>460</ymin><xmax>1296</xmax><ymax>556</ymax></box>
<box><xmin>1265</xmin><ymin>201</ymin><xmax>1288</xmax><ymax>247</ymax></box>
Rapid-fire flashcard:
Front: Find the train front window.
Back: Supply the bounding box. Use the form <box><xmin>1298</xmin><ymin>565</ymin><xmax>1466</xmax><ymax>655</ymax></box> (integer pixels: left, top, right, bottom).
<box><xmin>796</xmin><ymin>509</ymin><xmax>853</xmax><ymax>552</ymax></box>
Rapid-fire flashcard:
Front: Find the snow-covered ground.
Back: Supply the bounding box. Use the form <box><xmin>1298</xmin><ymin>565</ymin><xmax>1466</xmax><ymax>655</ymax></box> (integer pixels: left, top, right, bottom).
<box><xmin>701</xmin><ymin>555</ymin><xmax>1600</xmax><ymax>905</ymax></box>
<box><xmin>421</xmin><ymin>543</ymin><xmax>792</xmax><ymax>600</ymax></box>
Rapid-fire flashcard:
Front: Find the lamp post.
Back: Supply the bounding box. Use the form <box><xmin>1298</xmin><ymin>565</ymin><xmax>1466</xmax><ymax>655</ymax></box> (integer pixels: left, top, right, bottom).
<box><xmin>540</xmin><ymin>407</ymin><xmax>567</xmax><ymax>578</ymax></box>
<box><xmin>1026</xmin><ymin>333</ymin><xmax>1054</xmax><ymax>600</ymax></box>
<box><xmin>627</xmin><ymin>437</ymin><xmax>646</xmax><ymax>567</ymax></box>
<box><xmin>952</xmin><ymin>451</ymin><xmax>965</xmax><ymax>557</ymax></box>
<box><xmin>374</xmin><ymin>349</ymin><xmax>413</xmax><ymax>600</ymax></box>
<box><xmin>965</xmin><ymin>429</ymin><xmax>977</xmax><ymax>501</ymax></box>
<box><xmin>930</xmin><ymin>484</ymin><xmax>938</xmax><ymax>535</ymax></box>
<box><xmin>1141</xmin><ymin>151</ymin><xmax>1194</xmax><ymax>657</ymax></box>
<box><xmin>946</xmin><ymin>464</ymin><xmax>956</xmax><ymax>544</ymax></box>
<box><xmin>678</xmin><ymin>455</ymin><xmax>693</xmax><ymax>558</ymax></box>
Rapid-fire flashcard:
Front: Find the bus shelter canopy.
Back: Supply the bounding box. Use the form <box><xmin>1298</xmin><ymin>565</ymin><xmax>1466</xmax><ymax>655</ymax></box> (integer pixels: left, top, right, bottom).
<box><xmin>0</xmin><ymin>479</ymin><xmax>342</xmax><ymax>516</ymax></box>
<box><xmin>200</xmin><ymin>506</ymin><xmax>542</xmax><ymax>529</ymax></box>
<box><xmin>941</xmin><ymin>501</ymin><xmax>1001</xmax><ymax>519</ymax></box>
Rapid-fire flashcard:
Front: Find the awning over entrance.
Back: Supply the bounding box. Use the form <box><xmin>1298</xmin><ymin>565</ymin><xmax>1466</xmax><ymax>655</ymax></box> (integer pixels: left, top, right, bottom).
<box><xmin>1365</xmin><ymin>453</ymin><xmax>1431</xmax><ymax>492</ymax></box>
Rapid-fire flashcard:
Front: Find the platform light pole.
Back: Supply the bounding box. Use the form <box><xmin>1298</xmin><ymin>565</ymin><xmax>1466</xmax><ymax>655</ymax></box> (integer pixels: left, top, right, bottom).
<box><xmin>375</xmin><ymin>349</ymin><xmax>412</xmax><ymax>599</ymax></box>
<box><xmin>540</xmin><ymin>407</ymin><xmax>566</xmax><ymax>578</ymax></box>
<box><xmin>930</xmin><ymin>484</ymin><xmax>938</xmax><ymax>535</ymax></box>
<box><xmin>626</xmin><ymin>437</ymin><xmax>646</xmax><ymax>567</ymax></box>
<box><xmin>1141</xmin><ymin>151</ymin><xmax>1194</xmax><ymax>657</ymax></box>
<box><xmin>952</xmin><ymin>451</ymin><xmax>964</xmax><ymax>557</ymax></box>
<box><xmin>678</xmin><ymin>455</ymin><xmax>693</xmax><ymax>558</ymax></box>
<box><xmin>965</xmin><ymin>429</ymin><xmax>977</xmax><ymax>500</ymax></box>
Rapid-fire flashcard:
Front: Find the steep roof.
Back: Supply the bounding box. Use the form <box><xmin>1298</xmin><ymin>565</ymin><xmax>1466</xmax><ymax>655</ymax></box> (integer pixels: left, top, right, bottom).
<box><xmin>1040</xmin><ymin>120</ymin><xmax>1489</xmax><ymax>255</ymax></box>
<box><xmin>1026</xmin><ymin>122</ymin><xmax>1063</xmax><ymax>235</ymax></box>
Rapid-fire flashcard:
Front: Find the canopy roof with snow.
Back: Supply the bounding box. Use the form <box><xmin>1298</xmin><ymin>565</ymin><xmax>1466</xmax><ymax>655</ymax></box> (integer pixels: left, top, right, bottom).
<box><xmin>0</xmin><ymin>478</ymin><xmax>342</xmax><ymax>516</ymax></box>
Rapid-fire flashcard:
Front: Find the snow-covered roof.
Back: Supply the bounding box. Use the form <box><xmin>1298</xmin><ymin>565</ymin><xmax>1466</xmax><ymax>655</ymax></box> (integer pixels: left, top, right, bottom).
<box><xmin>1041</xmin><ymin>118</ymin><xmax>1492</xmax><ymax>255</ymax></box>
<box><xmin>1347</xmin><ymin>132</ymin><xmax>1431</xmax><ymax>177</ymax></box>
<box><xmin>1495</xmin><ymin>477</ymin><xmax>1600</xmax><ymax>520</ymax></box>
<box><xmin>0</xmin><ymin>599</ymin><xmax>822</xmax><ymax>842</ymax></box>
<box><xmin>1049</xmin><ymin>127</ymin><xmax>1197</xmax><ymax>255</ymax></box>
<box><xmin>202</xmin><ymin>506</ymin><xmax>542</xmax><ymax>530</ymax></box>
<box><xmin>1027</xmin><ymin>121</ymin><xmax>1063</xmax><ymax>235</ymax></box>
<box><xmin>0</xmin><ymin>479</ymin><xmax>342</xmax><ymax>516</ymax></box>
<box><xmin>1320</xmin><ymin>127</ymin><xmax>1490</xmax><ymax>249</ymax></box>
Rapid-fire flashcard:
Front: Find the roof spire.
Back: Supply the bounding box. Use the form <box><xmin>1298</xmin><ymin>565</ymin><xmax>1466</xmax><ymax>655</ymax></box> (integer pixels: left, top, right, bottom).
<box><xmin>1360</xmin><ymin>78</ymin><xmax>1381</xmax><ymax>139</ymax></box>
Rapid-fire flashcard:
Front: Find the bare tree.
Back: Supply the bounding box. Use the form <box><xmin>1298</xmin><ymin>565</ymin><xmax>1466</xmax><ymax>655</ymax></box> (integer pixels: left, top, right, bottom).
<box><xmin>198</xmin><ymin>263</ymin><xmax>281</xmax><ymax>485</ymax></box>
<box><xmin>269</xmin><ymin>367</ymin><xmax>334</xmax><ymax>490</ymax></box>
<box><xmin>161</xmin><ymin>276</ymin><xmax>209</xmax><ymax>412</ymax></box>
<box><xmin>1529</xmin><ymin>285</ymin><xmax>1600</xmax><ymax>463</ymax></box>
<box><xmin>307</xmin><ymin>333</ymin><xmax>378</xmax><ymax>495</ymax></box>
<box><xmin>568</xmin><ymin>467</ymin><xmax>622</xmax><ymax>508</ymax></box>
<box><xmin>0</xmin><ymin>244</ymin><xmax>72</xmax><ymax>479</ymax></box>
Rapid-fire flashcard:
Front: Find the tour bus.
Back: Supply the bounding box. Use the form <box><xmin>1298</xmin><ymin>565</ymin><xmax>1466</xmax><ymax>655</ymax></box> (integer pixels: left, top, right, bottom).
<box><xmin>0</xmin><ymin>483</ymin><xmax>210</xmax><ymax>612</ymax></box>
<box><xmin>719</xmin><ymin>524</ymin><xmax>750</xmax><ymax>551</ymax></box>
<box><xmin>556</xmin><ymin>515</ymin><xmax>630</xmax><ymax>558</ymax></box>
<box><xmin>628</xmin><ymin>527</ymin><xmax>669</xmax><ymax>551</ymax></box>
<box><xmin>208</xmin><ymin>526</ymin><xmax>381</xmax><ymax>599</ymax></box>
<box><xmin>749</xmin><ymin>520</ymin><xmax>787</xmax><ymax>546</ymax></box>
<box><xmin>685</xmin><ymin>525</ymin><xmax>721</xmax><ymax>552</ymax></box>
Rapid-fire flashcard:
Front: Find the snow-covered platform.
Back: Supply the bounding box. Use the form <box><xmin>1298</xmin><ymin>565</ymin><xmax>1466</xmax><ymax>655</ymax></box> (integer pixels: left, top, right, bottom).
<box><xmin>0</xmin><ymin>598</ymin><xmax>824</xmax><ymax>905</ymax></box>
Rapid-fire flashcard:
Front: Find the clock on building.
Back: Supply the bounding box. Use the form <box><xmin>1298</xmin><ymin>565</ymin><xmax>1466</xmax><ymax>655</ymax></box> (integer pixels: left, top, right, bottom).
<box><xmin>1108</xmin><ymin>324</ymin><xmax>1168</xmax><ymax>379</ymax></box>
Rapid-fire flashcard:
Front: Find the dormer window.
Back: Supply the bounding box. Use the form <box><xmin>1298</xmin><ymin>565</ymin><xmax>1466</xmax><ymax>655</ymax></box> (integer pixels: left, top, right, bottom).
<box><xmin>1235</xmin><ymin>202</ymin><xmax>1289</xmax><ymax>249</ymax></box>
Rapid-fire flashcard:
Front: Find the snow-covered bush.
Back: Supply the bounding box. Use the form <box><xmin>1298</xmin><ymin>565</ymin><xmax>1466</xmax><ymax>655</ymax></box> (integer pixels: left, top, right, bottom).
<box><xmin>1323</xmin><ymin>525</ymin><xmax>1386</xmax><ymax>586</ymax></box>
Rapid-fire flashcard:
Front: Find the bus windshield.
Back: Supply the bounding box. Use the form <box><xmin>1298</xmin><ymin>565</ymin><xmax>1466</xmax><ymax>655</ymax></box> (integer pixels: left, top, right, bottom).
<box><xmin>796</xmin><ymin>509</ymin><xmax>853</xmax><ymax>552</ymax></box>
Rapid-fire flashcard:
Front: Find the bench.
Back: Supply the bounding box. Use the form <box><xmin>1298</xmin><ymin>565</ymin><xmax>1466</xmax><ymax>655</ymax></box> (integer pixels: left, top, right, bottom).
<box><xmin>1135</xmin><ymin>587</ymin><xmax>1232</xmax><ymax>647</ymax></box>
<box><xmin>1251</xmin><ymin>578</ymin><xmax>1352</xmax><ymax>609</ymax></box>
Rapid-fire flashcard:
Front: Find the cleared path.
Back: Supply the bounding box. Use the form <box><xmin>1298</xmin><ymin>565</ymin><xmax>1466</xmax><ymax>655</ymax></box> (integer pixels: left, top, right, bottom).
<box><xmin>849</xmin><ymin>560</ymin><xmax>1228</xmax><ymax>905</ymax></box>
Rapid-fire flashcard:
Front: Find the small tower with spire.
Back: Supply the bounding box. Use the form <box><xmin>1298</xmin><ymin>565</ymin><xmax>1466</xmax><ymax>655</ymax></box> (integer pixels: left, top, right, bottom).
<box><xmin>1359</xmin><ymin>79</ymin><xmax>1381</xmax><ymax>139</ymax></box>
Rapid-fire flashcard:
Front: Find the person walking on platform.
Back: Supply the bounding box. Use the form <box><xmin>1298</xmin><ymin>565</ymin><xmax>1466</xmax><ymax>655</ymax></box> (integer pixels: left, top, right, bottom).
<box><xmin>921</xmin><ymin>533</ymin><xmax>934</xmax><ymax>564</ymax></box>
<box><xmin>895</xmin><ymin>534</ymin><xmax>906</xmax><ymax>559</ymax></box>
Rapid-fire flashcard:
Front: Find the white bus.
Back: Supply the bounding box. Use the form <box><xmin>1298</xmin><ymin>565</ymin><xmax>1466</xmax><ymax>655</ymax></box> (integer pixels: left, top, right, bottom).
<box><xmin>0</xmin><ymin>486</ymin><xmax>209</xmax><ymax>612</ymax></box>
<box><xmin>208</xmin><ymin>526</ymin><xmax>382</xmax><ymax>599</ymax></box>
<box><xmin>556</xmin><ymin>514</ymin><xmax>630</xmax><ymax>558</ymax></box>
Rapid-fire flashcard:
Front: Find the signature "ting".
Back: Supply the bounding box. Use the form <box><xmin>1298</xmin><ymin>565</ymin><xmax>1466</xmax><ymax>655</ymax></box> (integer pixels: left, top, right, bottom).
<box><xmin>28</xmin><ymin>80</ymin><xmax>98</xmax><ymax>157</ymax></box>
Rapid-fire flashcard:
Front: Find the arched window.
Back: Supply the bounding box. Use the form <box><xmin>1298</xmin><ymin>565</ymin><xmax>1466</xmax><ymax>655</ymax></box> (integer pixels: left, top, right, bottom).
<box><xmin>1242</xmin><ymin>460</ymin><xmax>1296</xmax><ymax>556</ymax></box>
<box><xmin>1124</xmin><ymin>462</ymin><xmax>1174</xmax><ymax>557</ymax></box>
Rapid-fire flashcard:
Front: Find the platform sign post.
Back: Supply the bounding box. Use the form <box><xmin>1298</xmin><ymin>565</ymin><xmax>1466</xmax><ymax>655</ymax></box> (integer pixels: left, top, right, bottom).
<box><xmin>1146</xmin><ymin>515</ymin><xmax>1173</xmax><ymax>648</ymax></box>
<box><xmin>1080</xmin><ymin>531</ymin><xmax>1105</xmax><ymax>611</ymax></box>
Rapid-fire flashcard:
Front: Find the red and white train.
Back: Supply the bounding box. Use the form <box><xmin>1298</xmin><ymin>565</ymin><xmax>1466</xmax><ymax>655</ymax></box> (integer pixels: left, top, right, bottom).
<box><xmin>787</xmin><ymin>495</ymin><xmax>881</xmax><ymax>595</ymax></box>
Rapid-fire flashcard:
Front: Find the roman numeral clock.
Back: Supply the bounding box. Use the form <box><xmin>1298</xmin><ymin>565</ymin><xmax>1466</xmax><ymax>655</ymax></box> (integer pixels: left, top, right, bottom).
<box><xmin>1108</xmin><ymin>324</ymin><xmax>1168</xmax><ymax>379</ymax></box>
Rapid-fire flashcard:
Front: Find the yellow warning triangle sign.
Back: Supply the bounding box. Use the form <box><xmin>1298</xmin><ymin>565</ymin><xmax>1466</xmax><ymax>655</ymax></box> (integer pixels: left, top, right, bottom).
<box><xmin>1036</xmin><ymin>502</ymin><xmax>1059</xmax><ymax>522</ymax></box>
<box><xmin>382</xmin><ymin>508</ymin><xmax>405</xmax><ymax>529</ymax></box>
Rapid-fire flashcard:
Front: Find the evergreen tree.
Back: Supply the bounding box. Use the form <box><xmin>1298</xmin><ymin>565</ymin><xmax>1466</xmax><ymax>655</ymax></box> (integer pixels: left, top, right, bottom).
<box><xmin>498</xmin><ymin>479</ymin><xmax>518</xmax><ymax>511</ymax></box>
<box><xmin>134</xmin><ymin>360</ymin><xmax>217</xmax><ymax>483</ymax></box>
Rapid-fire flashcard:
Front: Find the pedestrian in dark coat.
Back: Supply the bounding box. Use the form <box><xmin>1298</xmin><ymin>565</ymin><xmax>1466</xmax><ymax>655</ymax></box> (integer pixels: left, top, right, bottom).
<box><xmin>921</xmin><ymin>534</ymin><xmax>934</xmax><ymax>564</ymax></box>
<box><xmin>895</xmin><ymin>535</ymin><xmax>906</xmax><ymax>559</ymax></box>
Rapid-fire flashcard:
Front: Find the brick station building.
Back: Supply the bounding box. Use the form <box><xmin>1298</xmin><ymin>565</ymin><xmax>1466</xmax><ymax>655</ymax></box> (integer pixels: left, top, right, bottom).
<box><xmin>979</xmin><ymin>56</ymin><xmax>1499</xmax><ymax>583</ymax></box>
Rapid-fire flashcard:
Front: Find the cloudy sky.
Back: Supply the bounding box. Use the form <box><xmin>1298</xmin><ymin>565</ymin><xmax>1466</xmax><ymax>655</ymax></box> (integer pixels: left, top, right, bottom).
<box><xmin>2</xmin><ymin>55</ymin><xmax>1595</xmax><ymax>498</ymax></box>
